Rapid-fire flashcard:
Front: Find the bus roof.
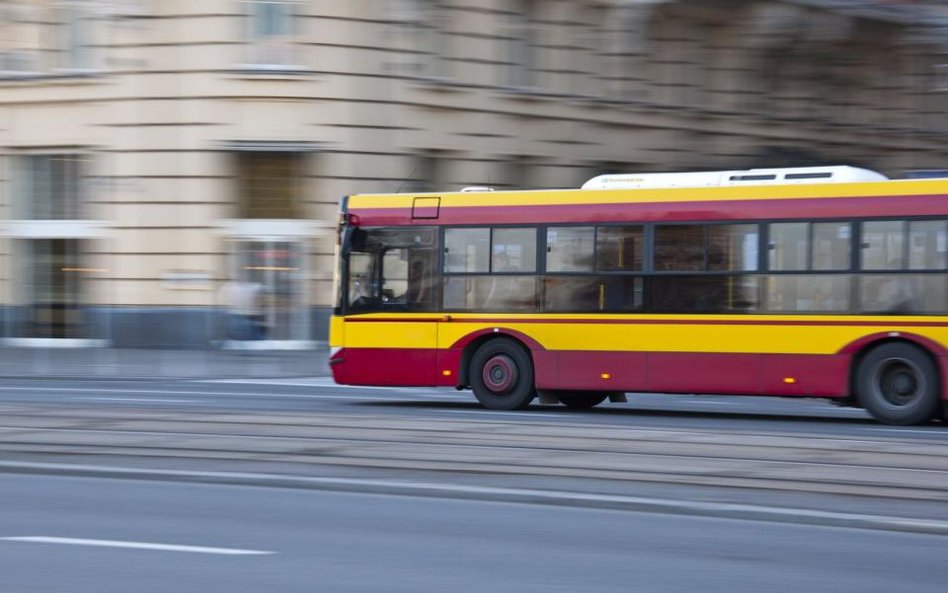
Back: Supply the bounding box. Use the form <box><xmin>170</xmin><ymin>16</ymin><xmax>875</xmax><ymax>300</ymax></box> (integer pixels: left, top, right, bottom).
<box><xmin>581</xmin><ymin>166</ymin><xmax>887</xmax><ymax>190</ymax></box>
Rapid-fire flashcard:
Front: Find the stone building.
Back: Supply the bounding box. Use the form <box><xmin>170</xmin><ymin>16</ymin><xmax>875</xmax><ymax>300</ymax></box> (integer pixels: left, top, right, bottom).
<box><xmin>0</xmin><ymin>0</ymin><xmax>945</xmax><ymax>348</ymax></box>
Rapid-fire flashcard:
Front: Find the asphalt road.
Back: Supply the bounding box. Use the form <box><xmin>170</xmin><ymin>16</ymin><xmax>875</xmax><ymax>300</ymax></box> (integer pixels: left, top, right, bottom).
<box><xmin>1</xmin><ymin>376</ymin><xmax>946</xmax><ymax>440</ymax></box>
<box><xmin>2</xmin><ymin>473</ymin><xmax>946</xmax><ymax>593</ymax></box>
<box><xmin>2</xmin><ymin>377</ymin><xmax>947</xmax><ymax>516</ymax></box>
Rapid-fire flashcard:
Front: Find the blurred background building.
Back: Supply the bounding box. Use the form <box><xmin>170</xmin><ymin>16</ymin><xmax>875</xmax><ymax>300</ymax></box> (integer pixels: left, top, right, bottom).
<box><xmin>0</xmin><ymin>0</ymin><xmax>946</xmax><ymax>350</ymax></box>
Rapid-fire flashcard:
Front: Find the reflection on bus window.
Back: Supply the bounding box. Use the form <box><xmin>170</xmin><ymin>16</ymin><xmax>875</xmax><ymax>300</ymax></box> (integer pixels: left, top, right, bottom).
<box><xmin>908</xmin><ymin>220</ymin><xmax>947</xmax><ymax>270</ymax></box>
<box><xmin>769</xmin><ymin>223</ymin><xmax>808</xmax><ymax>271</ymax></box>
<box><xmin>492</xmin><ymin>228</ymin><xmax>537</xmax><ymax>273</ymax></box>
<box><xmin>812</xmin><ymin>222</ymin><xmax>851</xmax><ymax>270</ymax></box>
<box><xmin>443</xmin><ymin>276</ymin><xmax>538</xmax><ymax>311</ymax></box>
<box><xmin>348</xmin><ymin>252</ymin><xmax>375</xmax><ymax>308</ymax></box>
<box><xmin>766</xmin><ymin>275</ymin><xmax>851</xmax><ymax>312</ymax></box>
<box><xmin>543</xmin><ymin>276</ymin><xmax>643</xmax><ymax>312</ymax></box>
<box><xmin>547</xmin><ymin>227</ymin><xmax>594</xmax><ymax>272</ymax></box>
<box><xmin>861</xmin><ymin>221</ymin><xmax>904</xmax><ymax>270</ymax></box>
<box><xmin>445</xmin><ymin>228</ymin><xmax>489</xmax><ymax>273</ymax></box>
<box><xmin>860</xmin><ymin>274</ymin><xmax>947</xmax><ymax>314</ymax></box>
<box><xmin>649</xmin><ymin>275</ymin><xmax>759</xmax><ymax>313</ymax></box>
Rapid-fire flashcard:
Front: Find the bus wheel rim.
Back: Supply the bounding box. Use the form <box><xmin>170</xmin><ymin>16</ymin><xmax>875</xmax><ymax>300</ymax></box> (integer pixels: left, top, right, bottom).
<box><xmin>483</xmin><ymin>355</ymin><xmax>517</xmax><ymax>394</ymax></box>
<box><xmin>873</xmin><ymin>357</ymin><xmax>924</xmax><ymax>407</ymax></box>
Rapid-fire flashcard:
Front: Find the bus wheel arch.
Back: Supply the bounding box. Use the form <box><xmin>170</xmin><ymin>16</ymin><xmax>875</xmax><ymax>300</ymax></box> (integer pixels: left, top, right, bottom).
<box><xmin>455</xmin><ymin>329</ymin><xmax>542</xmax><ymax>388</ymax></box>
<box><xmin>466</xmin><ymin>336</ymin><xmax>537</xmax><ymax>410</ymax></box>
<box><xmin>849</xmin><ymin>338</ymin><xmax>942</xmax><ymax>425</ymax></box>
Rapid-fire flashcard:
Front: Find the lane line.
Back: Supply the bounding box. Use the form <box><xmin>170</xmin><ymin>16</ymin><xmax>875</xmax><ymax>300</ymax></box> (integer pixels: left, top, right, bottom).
<box><xmin>0</xmin><ymin>385</ymin><xmax>440</xmax><ymax>399</ymax></box>
<box><xmin>80</xmin><ymin>397</ymin><xmax>201</xmax><ymax>404</ymax></box>
<box><xmin>0</xmin><ymin>536</ymin><xmax>274</xmax><ymax>555</ymax></box>
<box><xmin>2</xmin><ymin>466</ymin><xmax>948</xmax><ymax>536</ymax></box>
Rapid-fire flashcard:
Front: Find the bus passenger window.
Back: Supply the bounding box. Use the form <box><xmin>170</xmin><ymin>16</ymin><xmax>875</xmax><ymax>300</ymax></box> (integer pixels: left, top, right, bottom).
<box><xmin>597</xmin><ymin>226</ymin><xmax>643</xmax><ymax>271</ymax></box>
<box><xmin>543</xmin><ymin>276</ymin><xmax>643</xmax><ymax>312</ymax></box>
<box><xmin>768</xmin><ymin>223</ymin><xmax>808</xmax><ymax>271</ymax></box>
<box><xmin>492</xmin><ymin>228</ymin><xmax>537</xmax><ymax>273</ymax></box>
<box><xmin>546</xmin><ymin>227</ymin><xmax>594</xmax><ymax>272</ymax></box>
<box><xmin>444</xmin><ymin>228</ymin><xmax>489</xmax><ymax>273</ymax></box>
<box><xmin>765</xmin><ymin>275</ymin><xmax>851</xmax><ymax>312</ymax></box>
<box><xmin>812</xmin><ymin>222</ymin><xmax>851</xmax><ymax>270</ymax></box>
<box><xmin>444</xmin><ymin>276</ymin><xmax>538</xmax><ymax>311</ymax></box>
<box><xmin>861</xmin><ymin>221</ymin><xmax>905</xmax><ymax>270</ymax></box>
<box><xmin>654</xmin><ymin>225</ymin><xmax>705</xmax><ymax>271</ymax></box>
<box><xmin>708</xmin><ymin>225</ymin><xmax>759</xmax><ymax>271</ymax></box>
<box><xmin>908</xmin><ymin>220</ymin><xmax>948</xmax><ymax>270</ymax></box>
<box><xmin>860</xmin><ymin>274</ymin><xmax>947</xmax><ymax>314</ymax></box>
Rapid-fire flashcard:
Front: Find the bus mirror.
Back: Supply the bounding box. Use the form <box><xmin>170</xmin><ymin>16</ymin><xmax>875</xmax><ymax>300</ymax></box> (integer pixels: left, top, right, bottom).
<box><xmin>345</xmin><ymin>228</ymin><xmax>366</xmax><ymax>255</ymax></box>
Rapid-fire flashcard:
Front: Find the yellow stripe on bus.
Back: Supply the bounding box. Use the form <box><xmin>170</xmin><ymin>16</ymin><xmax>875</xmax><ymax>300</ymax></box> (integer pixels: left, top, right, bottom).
<box><xmin>337</xmin><ymin>314</ymin><xmax>948</xmax><ymax>355</ymax></box>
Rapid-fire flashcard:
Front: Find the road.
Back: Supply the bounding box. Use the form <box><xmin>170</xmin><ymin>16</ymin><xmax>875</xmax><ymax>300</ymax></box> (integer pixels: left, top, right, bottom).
<box><xmin>1</xmin><ymin>378</ymin><xmax>947</xmax><ymax>591</ymax></box>
<box><xmin>2</xmin><ymin>473</ymin><xmax>946</xmax><ymax>593</ymax></box>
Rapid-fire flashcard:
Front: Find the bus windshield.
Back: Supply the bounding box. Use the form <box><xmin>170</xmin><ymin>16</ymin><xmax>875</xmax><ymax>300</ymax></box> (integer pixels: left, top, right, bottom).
<box><xmin>344</xmin><ymin>227</ymin><xmax>437</xmax><ymax>313</ymax></box>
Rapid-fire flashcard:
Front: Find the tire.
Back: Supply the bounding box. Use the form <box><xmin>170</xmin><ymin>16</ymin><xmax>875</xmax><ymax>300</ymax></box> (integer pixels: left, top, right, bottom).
<box><xmin>557</xmin><ymin>391</ymin><xmax>608</xmax><ymax>410</ymax></box>
<box><xmin>470</xmin><ymin>338</ymin><xmax>536</xmax><ymax>410</ymax></box>
<box><xmin>855</xmin><ymin>343</ymin><xmax>941</xmax><ymax>426</ymax></box>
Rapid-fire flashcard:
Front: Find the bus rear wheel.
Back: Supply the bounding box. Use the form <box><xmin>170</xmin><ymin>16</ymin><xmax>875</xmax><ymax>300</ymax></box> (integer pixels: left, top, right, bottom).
<box><xmin>470</xmin><ymin>338</ymin><xmax>536</xmax><ymax>410</ymax></box>
<box><xmin>856</xmin><ymin>343</ymin><xmax>940</xmax><ymax>426</ymax></box>
<box><xmin>556</xmin><ymin>391</ymin><xmax>608</xmax><ymax>410</ymax></box>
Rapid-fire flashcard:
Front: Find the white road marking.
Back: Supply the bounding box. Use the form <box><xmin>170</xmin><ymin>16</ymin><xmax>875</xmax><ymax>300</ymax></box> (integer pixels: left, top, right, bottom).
<box><xmin>2</xmin><ymin>469</ymin><xmax>947</xmax><ymax>536</ymax></box>
<box><xmin>0</xmin><ymin>385</ymin><xmax>442</xmax><ymax>400</ymax></box>
<box><xmin>0</xmin><ymin>536</ymin><xmax>274</xmax><ymax>555</ymax></box>
<box><xmin>80</xmin><ymin>397</ymin><xmax>201</xmax><ymax>404</ymax></box>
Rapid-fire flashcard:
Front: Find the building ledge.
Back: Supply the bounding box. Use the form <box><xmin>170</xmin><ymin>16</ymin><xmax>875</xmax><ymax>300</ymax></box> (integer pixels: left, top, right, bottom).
<box><xmin>228</xmin><ymin>65</ymin><xmax>316</xmax><ymax>80</ymax></box>
<box><xmin>0</xmin><ymin>70</ymin><xmax>108</xmax><ymax>87</ymax></box>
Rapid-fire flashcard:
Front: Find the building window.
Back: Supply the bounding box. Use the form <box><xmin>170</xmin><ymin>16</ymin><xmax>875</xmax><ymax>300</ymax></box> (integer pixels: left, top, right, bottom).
<box><xmin>405</xmin><ymin>153</ymin><xmax>444</xmax><ymax>193</ymax></box>
<box><xmin>0</xmin><ymin>2</ymin><xmax>43</xmax><ymax>75</ymax></box>
<box><xmin>57</xmin><ymin>0</ymin><xmax>97</xmax><ymax>71</ymax></box>
<box><xmin>504</xmin><ymin>0</ymin><xmax>536</xmax><ymax>88</ymax></box>
<box><xmin>243</xmin><ymin>0</ymin><xmax>299</xmax><ymax>68</ymax></box>
<box><xmin>0</xmin><ymin>1</ymin><xmax>98</xmax><ymax>75</ymax></box>
<box><xmin>14</xmin><ymin>154</ymin><xmax>86</xmax><ymax>220</ymax></box>
<box><xmin>235</xmin><ymin>151</ymin><xmax>305</xmax><ymax>219</ymax></box>
<box><xmin>402</xmin><ymin>0</ymin><xmax>451</xmax><ymax>78</ymax></box>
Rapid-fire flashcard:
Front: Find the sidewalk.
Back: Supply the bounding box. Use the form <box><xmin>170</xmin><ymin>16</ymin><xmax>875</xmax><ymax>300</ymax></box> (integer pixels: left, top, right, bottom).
<box><xmin>0</xmin><ymin>345</ymin><xmax>332</xmax><ymax>379</ymax></box>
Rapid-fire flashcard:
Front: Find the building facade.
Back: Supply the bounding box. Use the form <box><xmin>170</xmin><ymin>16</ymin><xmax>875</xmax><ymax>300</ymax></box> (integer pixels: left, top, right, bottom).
<box><xmin>0</xmin><ymin>0</ymin><xmax>946</xmax><ymax>348</ymax></box>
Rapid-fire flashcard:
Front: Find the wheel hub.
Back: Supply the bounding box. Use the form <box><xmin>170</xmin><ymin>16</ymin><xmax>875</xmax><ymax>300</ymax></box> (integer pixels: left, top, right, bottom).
<box><xmin>482</xmin><ymin>354</ymin><xmax>517</xmax><ymax>394</ymax></box>
<box><xmin>877</xmin><ymin>360</ymin><xmax>922</xmax><ymax>406</ymax></box>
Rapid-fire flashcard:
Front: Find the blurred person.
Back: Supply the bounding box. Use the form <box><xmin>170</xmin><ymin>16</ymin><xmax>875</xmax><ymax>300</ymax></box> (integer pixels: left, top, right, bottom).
<box><xmin>220</xmin><ymin>279</ymin><xmax>266</xmax><ymax>341</ymax></box>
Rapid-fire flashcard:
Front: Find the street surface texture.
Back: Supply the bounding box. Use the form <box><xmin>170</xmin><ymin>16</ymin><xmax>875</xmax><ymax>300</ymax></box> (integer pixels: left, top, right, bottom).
<box><xmin>1</xmin><ymin>378</ymin><xmax>947</xmax><ymax>591</ymax></box>
<box><xmin>1</xmin><ymin>474</ymin><xmax>946</xmax><ymax>593</ymax></box>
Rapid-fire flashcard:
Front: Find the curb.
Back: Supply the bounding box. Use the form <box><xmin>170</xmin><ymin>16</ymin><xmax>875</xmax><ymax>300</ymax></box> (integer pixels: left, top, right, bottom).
<box><xmin>3</xmin><ymin>461</ymin><xmax>947</xmax><ymax>537</ymax></box>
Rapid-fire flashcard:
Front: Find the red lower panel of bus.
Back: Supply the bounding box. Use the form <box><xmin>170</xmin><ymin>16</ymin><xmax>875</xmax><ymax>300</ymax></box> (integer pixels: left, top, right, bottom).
<box><xmin>330</xmin><ymin>347</ymin><xmax>443</xmax><ymax>387</ymax></box>
<box><xmin>549</xmin><ymin>351</ymin><xmax>849</xmax><ymax>396</ymax></box>
<box><xmin>331</xmin><ymin>347</ymin><xmax>852</xmax><ymax>396</ymax></box>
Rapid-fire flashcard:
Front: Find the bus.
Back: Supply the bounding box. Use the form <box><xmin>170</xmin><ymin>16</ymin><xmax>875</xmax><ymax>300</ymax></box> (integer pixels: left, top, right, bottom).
<box><xmin>329</xmin><ymin>166</ymin><xmax>948</xmax><ymax>425</ymax></box>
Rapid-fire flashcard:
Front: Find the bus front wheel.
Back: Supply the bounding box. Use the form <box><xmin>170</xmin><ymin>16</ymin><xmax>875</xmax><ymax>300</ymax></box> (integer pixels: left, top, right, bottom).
<box><xmin>856</xmin><ymin>343</ymin><xmax>940</xmax><ymax>426</ymax></box>
<box><xmin>470</xmin><ymin>338</ymin><xmax>536</xmax><ymax>410</ymax></box>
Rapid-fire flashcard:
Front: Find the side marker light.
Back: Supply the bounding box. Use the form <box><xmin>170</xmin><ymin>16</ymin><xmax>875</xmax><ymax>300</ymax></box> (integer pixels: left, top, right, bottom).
<box><xmin>783</xmin><ymin>377</ymin><xmax>797</xmax><ymax>384</ymax></box>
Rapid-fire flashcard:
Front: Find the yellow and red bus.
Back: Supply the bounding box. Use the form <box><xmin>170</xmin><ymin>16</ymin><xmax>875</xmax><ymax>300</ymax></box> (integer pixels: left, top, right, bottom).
<box><xmin>329</xmin><ymin>166</ymin><xmax>948</xmax><ymax>425</ymax></box>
